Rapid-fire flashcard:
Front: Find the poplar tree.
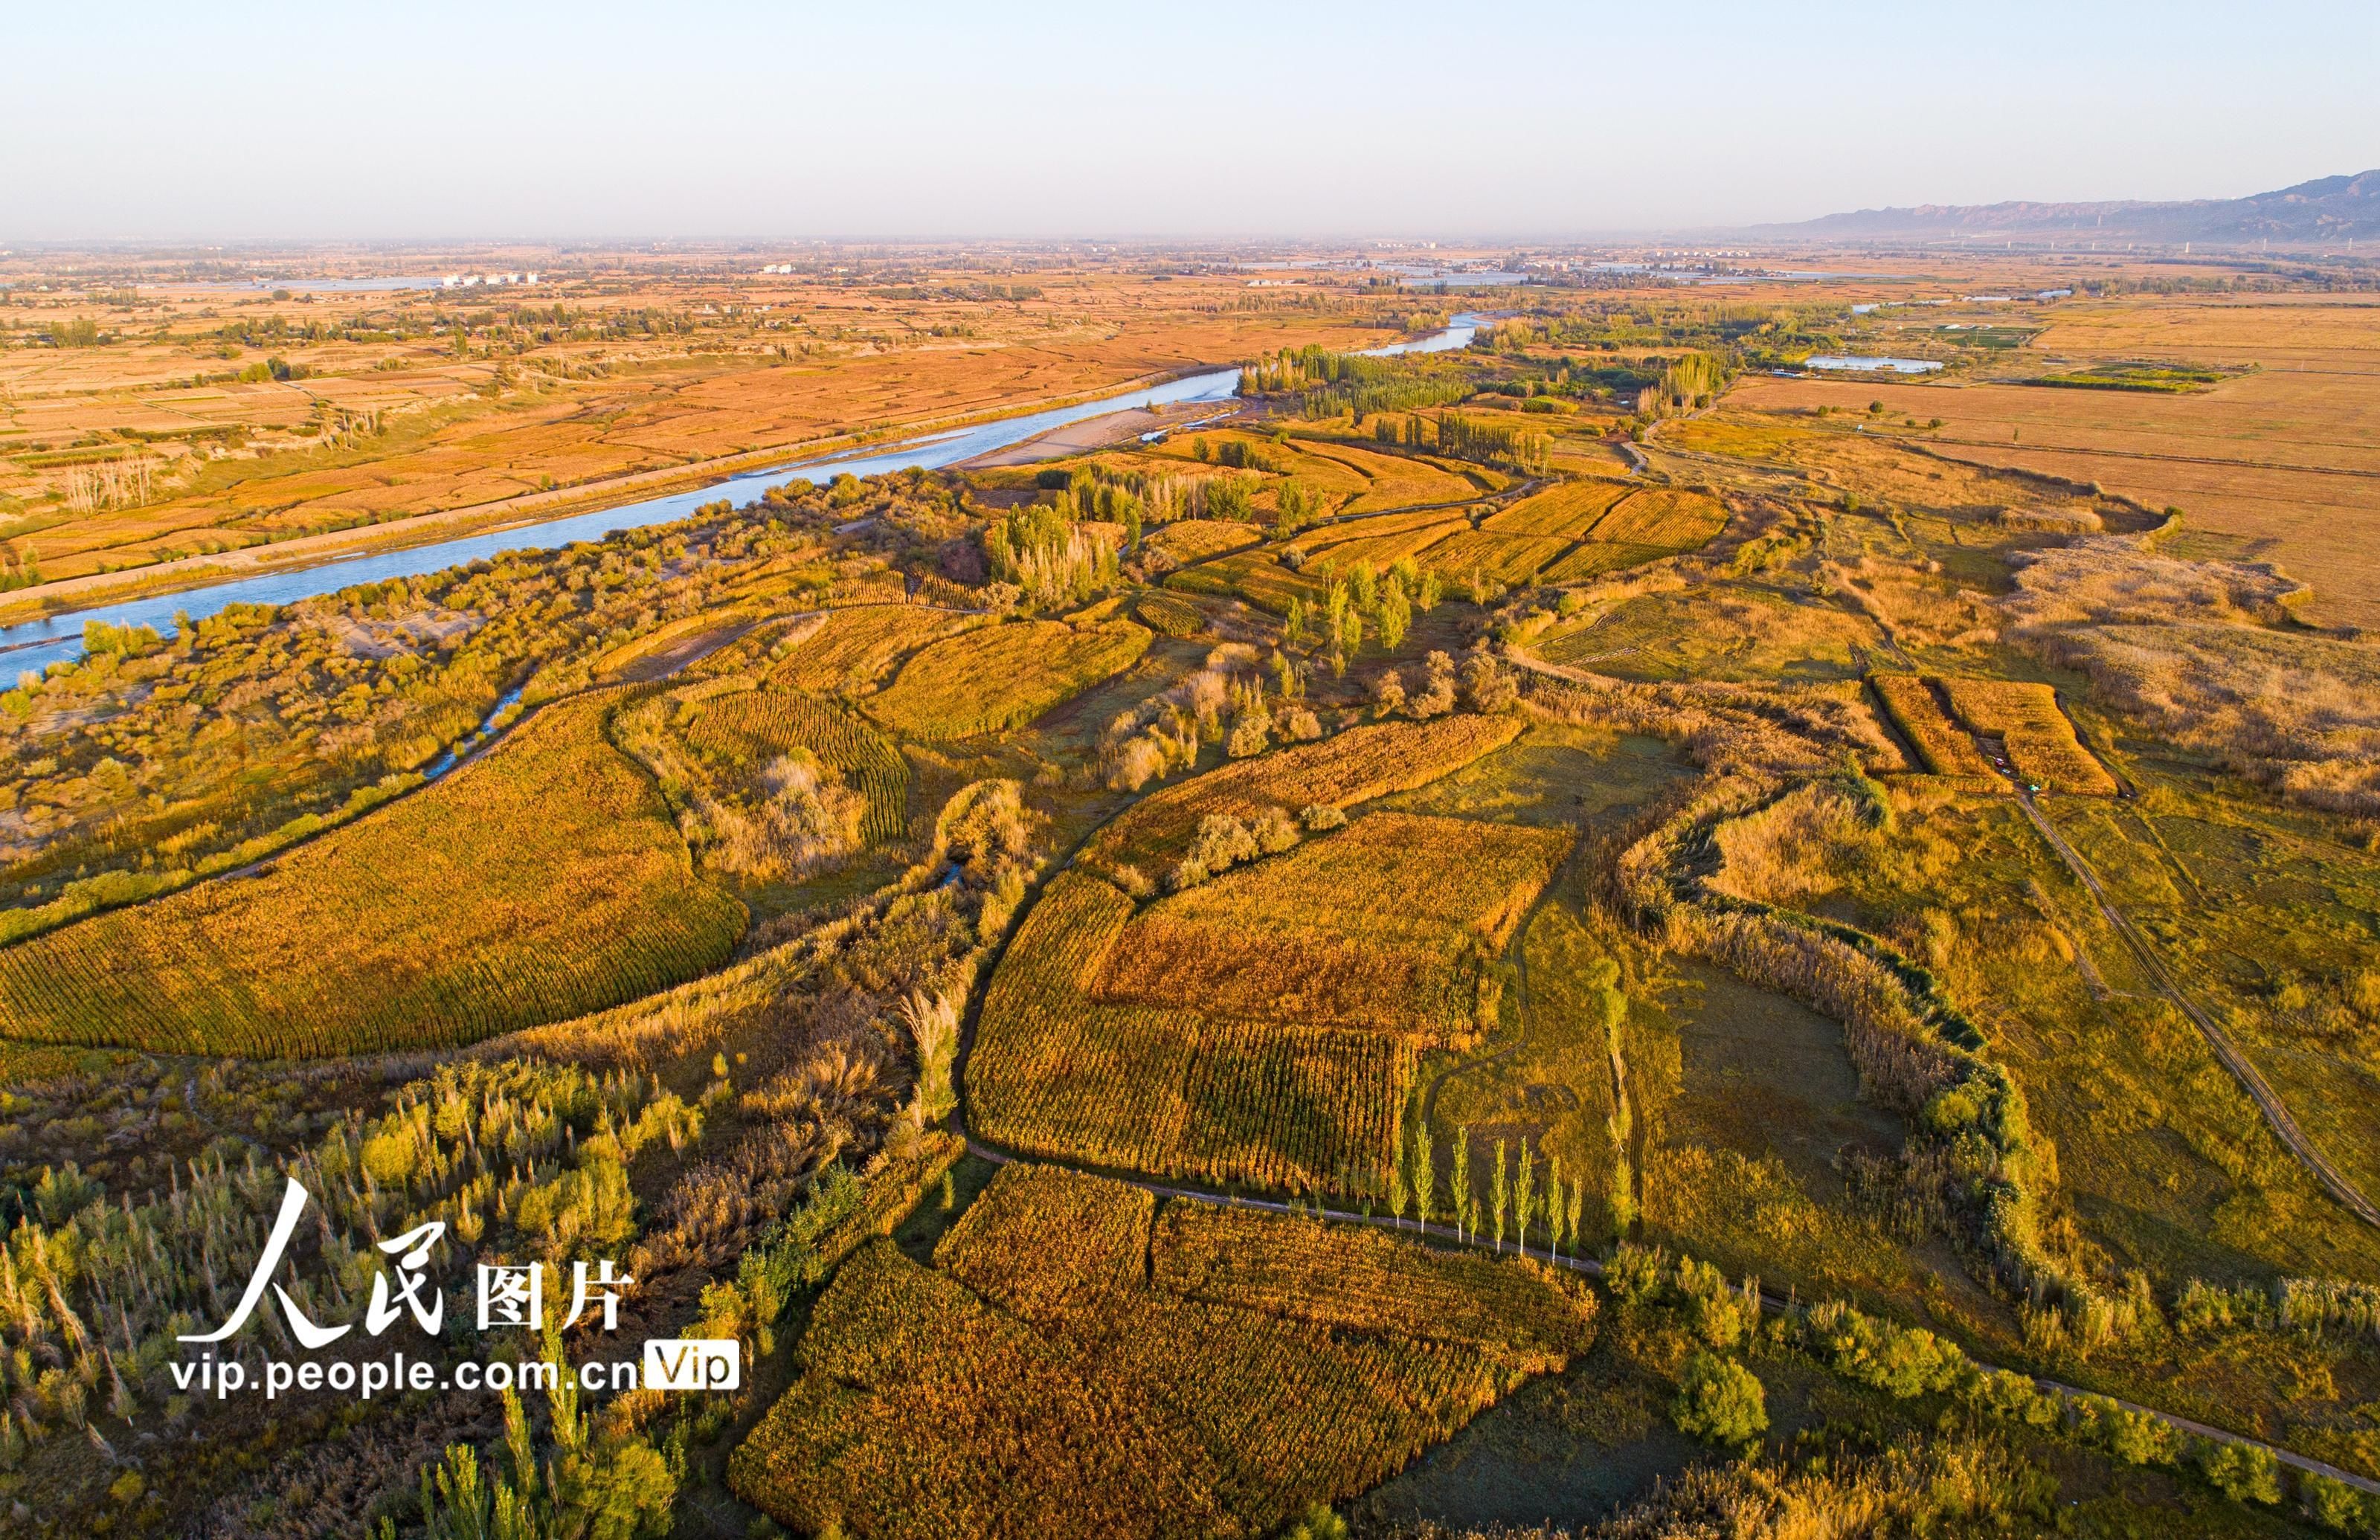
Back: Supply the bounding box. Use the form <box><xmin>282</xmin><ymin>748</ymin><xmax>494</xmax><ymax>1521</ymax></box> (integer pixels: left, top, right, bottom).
<box><xmin>1379</xmin><ymin>576</ymin><xmax>1411</xmax><ymax>651</ymax></box>
<box><xmin>1409</xmin><ymin>1119</ymin><xmax>1435</xmax><ymax>1230</ymax></box>
<box><xmin>1450</xmin><ymin>1127</ymin><xmax>1473</xmax><ymax>1242</ymax></box>
<box><xmin>1545</xmin><ymin>1153</ymin><xmax>1564</xmax><ymax>1256</ymax></box>
<box><xmin>1490</xmin><ymin>1140</ymin><xmax>1510</xmax><ymax>1252</ymax></box>
<box><xmin>1513</xmin><ymin>1138</ymin><xmax>1535</xmax><ymax>1254</ymax></box>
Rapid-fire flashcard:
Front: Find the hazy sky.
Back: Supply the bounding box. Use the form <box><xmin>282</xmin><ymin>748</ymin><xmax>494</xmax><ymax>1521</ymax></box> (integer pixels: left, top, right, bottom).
<box><xmin>7</xmin><ymin>0</ymin><xmax>2375</xmax><ymax>242</ymax></box>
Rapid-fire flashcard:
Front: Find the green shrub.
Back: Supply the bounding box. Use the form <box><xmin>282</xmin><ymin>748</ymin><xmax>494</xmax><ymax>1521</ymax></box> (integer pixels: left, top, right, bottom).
<box><xmin>2300</xmin><ymin>1471</ymin><xmax>2373</xmax><ymax>1533</ymax></box>
<box><xmin>1672</xmin><ymin>1351</ymin><xmax>1767</xmax><ymax>1447</ymax></box>
<box><xmin>2197</xmin><ymin>1439</ymin><xmax>2283</xmax><ymax>1505</ymax></box>
<box><xmin>1803</xmin><ymin>1301</ymin><xmax>1965</xmax><ymax>1399</ymax></box>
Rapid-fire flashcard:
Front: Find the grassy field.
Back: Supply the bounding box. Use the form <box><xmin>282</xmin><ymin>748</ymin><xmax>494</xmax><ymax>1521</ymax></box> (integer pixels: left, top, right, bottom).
<box><xmin>1538</xmin><ymin>587</ymin><xmax>1876</xmax><ymax>684</ymax></box>
<box><xmin>1725</xmin><ymin>296</ymin><xmax>2380</xmax><ymax>626</ymax></box>
<box><xmin>730</xmin><ymin>1163</ymin><xmax>1596</xmax><ymax>1539</ymax></box>
<box><xmin>0</xmin><ymin>690</ymin><xmax>744</xmax><ymax>1056</ymax></box>
<box><xmin>866</xmin><ymin>619</ymin><xmax>1151</xmax><ymax>738</ymax></box>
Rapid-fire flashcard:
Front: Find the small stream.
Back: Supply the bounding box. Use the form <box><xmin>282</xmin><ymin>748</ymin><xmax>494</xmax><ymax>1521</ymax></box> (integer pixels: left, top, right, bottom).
<box><xmin>419</xmin><ymin>685</ymin><xmax>527</xmax><ymax>780</ymax></box>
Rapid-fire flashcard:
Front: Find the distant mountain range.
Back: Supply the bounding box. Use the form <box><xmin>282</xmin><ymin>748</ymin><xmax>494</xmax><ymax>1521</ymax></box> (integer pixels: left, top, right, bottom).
<box><xmin>1763</xmin><ymin>170</ymin><xmax>2379</xmax><ymax>246</ymax></box>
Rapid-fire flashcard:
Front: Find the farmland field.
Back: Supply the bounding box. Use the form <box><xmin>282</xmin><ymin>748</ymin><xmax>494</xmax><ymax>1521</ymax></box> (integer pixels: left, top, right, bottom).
<box><xmin>730</xmin><ymin>1163</ymin><xmax>1595</xmax><ymax>1539</ymax></box>
<box><xmin>0</xmin><ymin>690</ymin><xmax>744</xmax><ymax>1056</ymax></box>
<box><xmin>1096</xmin><ymin>813</ymin><xmax>1569</xmax><ymax>1039</ymax></box>
<box><xmin>1936</xmin><ymin>677</ymin><xmax>2117</xmax><ymax>793</ymax></box>
<box><xmin>1871</xmin><ymin>673</ymin><xmax>1999</xmax><ymax>778</ymax></box>
<box><xmin>972</xmin><ymin>809</ymin><xmax>1563</xmax><ymax>1193</ymax></box>
<box><xmin>1165</xmin><ymin>548</ymin><xmax>1319</xmax><ymax>611</ymax></box>
<box><xmin>1081</xmin><ymin>714</ymin><xmax>1524</xmax><ymax>874</ymax></box>
<box><xmin>1144</xmin><ymin>518</ymin><xmax>1260</xmax><ymax>566</ymax></box>
<box><xmin>1587</xmin><ymin>488</ymin><xmax>1728</xmax><ymax>550</ymax></box>
<box><xmin>1478</xmin><ymin>478</ymin><xmax>1633</xmax><ymax>538</ymax></box>
<box><xmin>680</xmin><ymin>683</ymin><xmax>913</xmax><ymax>843</ymax></box>
<box><xmin>1293</xmin><ymin>439</ymin><xmax>1486</xmax><ymax>512</ymax></box>
<box><xmin>763</xmin><ymin>602</ymin><xmax>980</xmax><ymax>694</ymax></box>
<box><xmin>966</xmin><ymin>870</ymin><xmax>1419</xmax><ymax>1194</ymax></box>
<box><xmin>866</xmin><ymin>618</ymin><xmax>1151</xmax><ymax>738</ymax></box>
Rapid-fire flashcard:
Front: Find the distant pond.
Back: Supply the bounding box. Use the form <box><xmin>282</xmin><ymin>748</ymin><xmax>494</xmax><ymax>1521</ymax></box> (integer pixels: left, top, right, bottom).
<box><xmin>1803</xmin><ymin>355</ymin><xmax>1944</xmax><ymax>374</ymax></box>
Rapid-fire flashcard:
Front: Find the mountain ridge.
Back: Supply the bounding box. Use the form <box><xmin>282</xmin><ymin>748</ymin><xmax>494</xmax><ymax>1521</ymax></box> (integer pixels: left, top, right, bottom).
<box><xmin>1761</xmin><ymin>170</ymin><xmax>2379</xmax><ymax>245</ymax></box>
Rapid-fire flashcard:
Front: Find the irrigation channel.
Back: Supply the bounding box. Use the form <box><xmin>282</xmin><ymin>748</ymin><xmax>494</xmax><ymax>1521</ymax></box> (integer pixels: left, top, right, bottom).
<box><xmin>0</xmin><ymin>317</ymin><xmax>1482</xmax><ymax>677</ymax></box>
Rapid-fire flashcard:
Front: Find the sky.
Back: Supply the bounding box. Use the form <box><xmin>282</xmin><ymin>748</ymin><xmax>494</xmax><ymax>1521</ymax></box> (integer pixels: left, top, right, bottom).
<box><xmin>6</xmin><ymin>0</ymin><xmax>2376</xmax><ymax>242</ymax></box>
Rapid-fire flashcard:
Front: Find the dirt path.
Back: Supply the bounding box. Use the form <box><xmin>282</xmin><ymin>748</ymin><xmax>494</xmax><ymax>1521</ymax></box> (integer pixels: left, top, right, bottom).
<box><xmin>2013</xmin><ymin>787</ymin><xmax>2380</xmax><ymax>1229</ymax></box>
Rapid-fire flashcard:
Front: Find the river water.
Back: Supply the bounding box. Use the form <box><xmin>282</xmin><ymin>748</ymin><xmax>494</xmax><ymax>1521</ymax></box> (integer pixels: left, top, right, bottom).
<box><xmin>0</xmin><ymin>315</ymin><xmax>1481</xmax><ymax>677</ymax></box>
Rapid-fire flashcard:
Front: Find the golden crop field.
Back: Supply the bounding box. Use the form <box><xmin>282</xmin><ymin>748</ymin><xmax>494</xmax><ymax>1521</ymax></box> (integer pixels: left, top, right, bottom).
<box><xmin>865</xmin><ymin>618</ymin><xmax>1151</xmax><ymax>738</ymax></box>
<box><xmin>1144</xmin><ymin>518</ymin><xmax>1261</xmax><ymax>566</ymax></box>
<box><xmin>1870</xmin><ymin>674</ymin><xmax>1999</xmax><ymax>778</ymax></box>
<box><xmin>1300</xmin><ymin>512</ymin><xmax>1474</xmax><ymax>574</ymax></box>
<box><xmin>731</xmin><ymin>1163</ymin><xmax>1595</xmax><ymax>1539</ymax></box>
<box><xmin>1134</xmin><ymin>590</ymin><xmax>1206</xmax><ymax>637</ymax></box>
<box><xmin>1082</xmin><ymin>715</ymin><xmax>1523</xmax><ymax>874</ymax></box>
<box><xmin>680</xmin><ymin>685</ymin><xmax>912</xmax><ymax>843</ymax></box>
<box><xmin>1096</xmin><ymin>813</ymin><xmax>1570</xmax><ymax>1040</ymax></box>
<box><xmin>1479</xmin><ymin>477</ymin><xmax>1633</xmax><ymax>537</ymax></box>
<box><xmin>762</xmin><ymin>602</ymin><xmax>980</xmax><ymax>693</ymax></box>
<box><xmin>1276</xmin><ymin>439</ymin><xmax>1484</xmax><ymax>514</ymax></box>
<box><xmin>1151</xmin><ymin>1202</ymin><xmax>1597</xmax><ymax>1372</ymax></box>
<box><xmin>1298</xmin><ymin>506</ymin><xmax>1475</xmax><ymax>557</ymax></box>
<box><xmin>1407</xmin><ymin>528</ymin><xmax>1570</xmax><ymax>587</ymax></box>
<box><xmin>972</xmin><ymin>812</ymin><xmax>1560</xmax><ymax>1192</ymax></box>
<box><xmin>1589</xmin><ymin>487</ymin><xmax>1729</xmax><ymax>549</ymax></box>
<box><xmin>966</xmin><ymin>872</ymin><xmax>1415</xmax><ymax>1194</ymax></box>
<box><xmin>0</xmin><ymin>691</ymin><xmax>744</xmax><ymax>1056</ymax></box>
<box><xmin>1937</xmin><ymin>678</ymin><xmax>2119</xmax><ymax>793</ymax></box>
<box><xmin>1167</xmin><ymin>507</ymin><xmax>1479</xmax><ymax>610</ymax></box>
<box><xmin>1537</xmin><ymin>541</ymin><xmax>1676</xmax><ymax>583</ymax></box>
<box><xmin>1165</xmin><ymin>550</ymin><xmax>1316</xmax><ymax>611</ymax></box>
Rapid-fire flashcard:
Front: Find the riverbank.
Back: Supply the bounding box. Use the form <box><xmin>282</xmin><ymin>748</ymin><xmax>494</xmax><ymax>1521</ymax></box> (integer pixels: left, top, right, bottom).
<box><xmin>0</xmin><ymin>361</ymin><xmax>1227</xmax><ymax>631</ymax></box>
<box><xmin>959</xmin><ymin>399</ymin><xmax>1235</xmax><ymax>468</ymax></box>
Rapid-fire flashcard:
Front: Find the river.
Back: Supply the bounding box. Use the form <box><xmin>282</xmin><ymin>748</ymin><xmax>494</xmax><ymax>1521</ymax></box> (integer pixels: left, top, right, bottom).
<box><xmin>0</xmin><ymin>316</ymin><xmax>1480</xmax><ymax>677</ymax></box>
